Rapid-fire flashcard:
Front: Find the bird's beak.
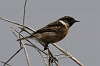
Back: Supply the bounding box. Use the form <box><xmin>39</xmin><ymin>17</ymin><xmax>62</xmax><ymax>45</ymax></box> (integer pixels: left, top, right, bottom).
<box><xmin>75</xmin><ymin>20</ymin><xmax>80</xmax><ymax>22</ymax></box>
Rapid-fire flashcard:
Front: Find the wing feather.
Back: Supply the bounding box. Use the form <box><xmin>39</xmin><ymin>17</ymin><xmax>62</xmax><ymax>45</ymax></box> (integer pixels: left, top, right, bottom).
<box><xmin>34</xmin><ymin>21</ymin><xmax>64</xmax><ymax>34</ymax></box>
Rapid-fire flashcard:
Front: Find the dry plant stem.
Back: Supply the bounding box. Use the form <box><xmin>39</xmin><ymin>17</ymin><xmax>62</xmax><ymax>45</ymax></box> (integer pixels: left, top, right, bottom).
<box><xmin>52</xmin><ymin>43</ymin><xmax>84</xmax><ymax>66</ymax></box>
<box><xmin>0</xmin><ymin>17</ymin><xmax>35</xmax><ymax>32</ymax></box>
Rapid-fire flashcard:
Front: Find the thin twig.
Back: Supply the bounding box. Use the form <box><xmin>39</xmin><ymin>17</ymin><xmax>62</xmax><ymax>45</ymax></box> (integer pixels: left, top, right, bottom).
<box><xmin>23</xmin><ymin>0</ymin><xmax>27</xmax><ymax>26</ymax></box>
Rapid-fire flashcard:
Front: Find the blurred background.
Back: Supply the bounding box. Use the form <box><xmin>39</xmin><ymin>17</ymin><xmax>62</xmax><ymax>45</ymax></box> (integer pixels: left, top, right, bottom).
<box><xmin>0</xmin><ymin>0</ymin><xmax>100</xmax><ymax>66</ymax></box>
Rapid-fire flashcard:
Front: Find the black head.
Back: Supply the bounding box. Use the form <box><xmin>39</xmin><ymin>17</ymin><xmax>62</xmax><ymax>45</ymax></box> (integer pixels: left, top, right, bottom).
<box><xmin>58</xmin><ymin>16</ymin><xmax>80</xmax><ymax>27</ymax></box>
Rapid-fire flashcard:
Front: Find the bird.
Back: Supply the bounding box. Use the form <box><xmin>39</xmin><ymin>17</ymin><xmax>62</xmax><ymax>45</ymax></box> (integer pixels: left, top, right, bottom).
<box><xmin>17</xmin><ymin>16</ymin><xmax>80</xmax><ymax>50</ymax></box>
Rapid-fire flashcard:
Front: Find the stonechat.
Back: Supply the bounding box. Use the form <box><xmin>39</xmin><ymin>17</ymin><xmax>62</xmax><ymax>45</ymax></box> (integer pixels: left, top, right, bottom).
<box><xmin>17</xmin><ymin>16</ymin><xmax>80</xmax><ymax>50</ymax></box>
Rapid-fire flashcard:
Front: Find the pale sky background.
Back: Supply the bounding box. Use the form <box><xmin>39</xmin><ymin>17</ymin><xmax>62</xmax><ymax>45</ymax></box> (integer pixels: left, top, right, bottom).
<box><xmin>0</xmin><ymin>0</ymin><xmax>100</xmax><ymax>66</ymax></box>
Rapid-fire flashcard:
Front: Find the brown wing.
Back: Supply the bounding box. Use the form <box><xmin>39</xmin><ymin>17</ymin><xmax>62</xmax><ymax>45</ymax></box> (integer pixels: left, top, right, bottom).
<box><xmin>34</xmin><ymin>20</ymin><xmax>65</xmax><ymax>34</ymax></box>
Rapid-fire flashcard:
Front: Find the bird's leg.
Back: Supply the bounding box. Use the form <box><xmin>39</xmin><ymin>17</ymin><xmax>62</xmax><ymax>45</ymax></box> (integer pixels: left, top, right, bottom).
<box><xmin>44</xmin><ymin>44</ymin><xmax>49</xmax><ymax>50</ymax></box>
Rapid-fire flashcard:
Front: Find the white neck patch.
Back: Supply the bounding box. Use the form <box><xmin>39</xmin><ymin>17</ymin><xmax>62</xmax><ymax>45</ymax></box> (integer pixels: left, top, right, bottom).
<box><xmin>59</xmin><ymin>20</ymin><xmax>69</xmax><ymax>27</ymax></box>
<box><xmin>59</xmin><ymin>20</ymin><xmax>69</xmax><ymax>26</ymax></box>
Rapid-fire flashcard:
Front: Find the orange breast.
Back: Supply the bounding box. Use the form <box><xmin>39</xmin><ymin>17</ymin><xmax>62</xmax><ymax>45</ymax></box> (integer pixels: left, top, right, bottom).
<box><xmin>34</xmin><ymin>24</ymin><xmax>69</xmax><ymax>44</ymax></box>
<box><xmin>51</xmin><ymin>24</ymin><xmax>69</xmax><ymax>43</ymax></box>
<box><xmin>64</xmin><ymin>24</ymin><xmax>69</xmax><ymax>35</ymax></box>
